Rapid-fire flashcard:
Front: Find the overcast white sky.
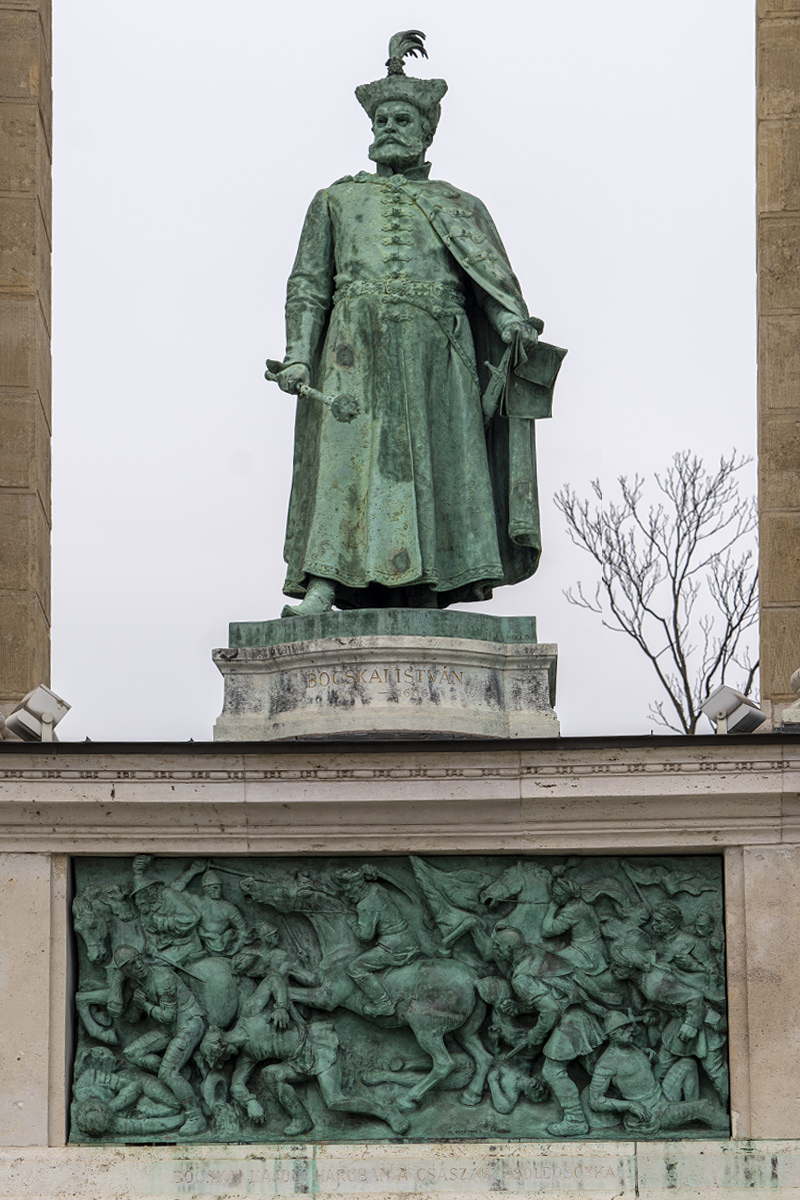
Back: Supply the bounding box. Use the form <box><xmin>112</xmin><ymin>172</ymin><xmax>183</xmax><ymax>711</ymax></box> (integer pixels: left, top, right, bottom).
<box><xmin>50</xmin><ymin>0</ymin><xmax>757</xmax><ymax>742</ymax></box>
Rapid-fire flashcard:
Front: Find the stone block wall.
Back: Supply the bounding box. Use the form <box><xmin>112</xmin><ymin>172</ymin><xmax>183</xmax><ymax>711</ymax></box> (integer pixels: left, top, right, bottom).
<box><xmin>0</xmin><ymin>0</ymin><xmax>52</xmax><ymax>711</ymax></box>
<box><xmin>758</xmin><ymin>1</ymin><xmax>800</xmax><ymax>720</ymax></box>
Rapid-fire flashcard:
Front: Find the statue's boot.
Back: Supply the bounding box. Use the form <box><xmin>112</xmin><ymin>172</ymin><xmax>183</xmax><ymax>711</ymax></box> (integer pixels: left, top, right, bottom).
<box><xmin>686</xmin><ymin>1098</ymin><xmax>729</xmax><ymax>1130</ymax></box>
<box><xmin>546</xmin><ymin>1105</ymin><xmax>589</xmax><ymax>1136</ymax></box>
<box><xmin>281</xmin><ymin>578</ymin><xmax>336</xmax><ymax>619</ymax></box>
<box><xmin>357</xmin><ymin>975</ymin><xmax>396</xmax><ymax>1017</ymax></box>
<box><xmin>90</xmin><ymin>1026</ymin><xmax>119</xmax><ymax>1046</ymax></box>
<box><xmin>384</xmin><ymin>1106</ymin><xmax>411</xmax><ymax>1135</ymax></box>
<box><xmin>284</xmin><ymin>1114</ymin><xmax>314</xmax><ymax>1136</ymax></box>
<box><xmin>179</xmin><ymin>1103</ymin><xmax>207</xmax><ymax>1135</ymax></box>
<box><xmin>364</xmin><ymin>996</ymin><xmax>396</xmax><ymax>1017</ymax></box>
<box><xmin>278</xmin><ymin>1088</ymin><xmax>313</xmax><ymax>1136</ymax></box>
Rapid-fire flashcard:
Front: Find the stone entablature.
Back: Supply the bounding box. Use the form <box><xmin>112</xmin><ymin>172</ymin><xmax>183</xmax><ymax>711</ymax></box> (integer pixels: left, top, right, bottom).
<box><xmin>0</xmin><ymin>737</ymin><xmax>798</xmax><ymax>853</ymax></box>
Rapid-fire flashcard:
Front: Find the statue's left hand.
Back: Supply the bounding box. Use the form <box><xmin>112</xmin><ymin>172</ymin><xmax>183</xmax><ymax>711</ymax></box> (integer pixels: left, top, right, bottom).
<box><xmin>501</xmin><ymin>320</ymin><xmax>539</xmax><ymax>351</ymax></box>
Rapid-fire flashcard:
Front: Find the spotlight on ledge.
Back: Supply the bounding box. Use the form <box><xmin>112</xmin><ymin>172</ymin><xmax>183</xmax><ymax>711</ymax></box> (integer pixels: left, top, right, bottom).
<box><xmin>1</xmin><ymin>685</ymin><xmax>71</xmax><ymax>742</ymax></box>
<box><xmin>700</xmin><ymin>684</ymin><xmax>767</xmax><ymax>735</ymax></box>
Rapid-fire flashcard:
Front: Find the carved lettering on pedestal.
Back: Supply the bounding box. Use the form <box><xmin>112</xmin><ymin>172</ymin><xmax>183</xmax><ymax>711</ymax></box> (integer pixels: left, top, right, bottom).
<box><xmin>305</xmin><ymin>667</ymin><xmax>464</xmax><ymax>688</ymax></box>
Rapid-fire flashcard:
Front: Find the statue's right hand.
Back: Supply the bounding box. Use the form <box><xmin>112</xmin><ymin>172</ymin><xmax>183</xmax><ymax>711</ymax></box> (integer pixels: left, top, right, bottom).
<box><xmin>277</xmin><ymin>364</ymin><xmax>311</xmax><ymax>395</ymax></box>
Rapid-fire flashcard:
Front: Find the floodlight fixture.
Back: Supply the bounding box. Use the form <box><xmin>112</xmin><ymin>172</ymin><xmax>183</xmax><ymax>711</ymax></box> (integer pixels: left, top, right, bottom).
<box><xmin>2</xmin><ymin>684</ymin><xmax>71</xmax><ymax>742</ymax></box>
<box><xmin>700</xmin><ymin>684</ymin><xmax>766</xmax><ymax>735</ymax></box>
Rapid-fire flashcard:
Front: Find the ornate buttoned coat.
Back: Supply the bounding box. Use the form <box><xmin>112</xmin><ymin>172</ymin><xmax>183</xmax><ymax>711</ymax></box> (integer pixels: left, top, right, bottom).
<box><xmin>281</xmin><ymin>165</ymin><xmax>558</xmax><ymax>608</ymax></box>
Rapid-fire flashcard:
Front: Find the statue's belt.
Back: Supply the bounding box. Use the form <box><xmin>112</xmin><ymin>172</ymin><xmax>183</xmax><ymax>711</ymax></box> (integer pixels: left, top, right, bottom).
<box><xmin>333</xmin><ymin>278</ymin><xmax>465</xmax><ymax>311</ymax></box>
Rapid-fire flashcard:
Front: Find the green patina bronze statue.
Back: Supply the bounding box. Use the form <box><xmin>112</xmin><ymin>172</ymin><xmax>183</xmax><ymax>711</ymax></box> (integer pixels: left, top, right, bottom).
<box><xmin>268</xmin><ymin>32</ymin><xmax>565</xmax><ymax>618</ymax></box>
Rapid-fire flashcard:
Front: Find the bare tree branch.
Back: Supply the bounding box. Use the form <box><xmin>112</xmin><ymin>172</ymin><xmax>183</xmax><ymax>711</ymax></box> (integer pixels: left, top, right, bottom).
<box><xmin>554</xmin><ymin>451</ymin><xmax>759</xmax><ymax>734</ymax></box>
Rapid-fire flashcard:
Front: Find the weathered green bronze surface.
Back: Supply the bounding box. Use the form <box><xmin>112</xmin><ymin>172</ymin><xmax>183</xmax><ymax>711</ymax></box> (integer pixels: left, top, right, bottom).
<box><xmin>229</xmin><ymin>610</ymin><xmax>538</xmax><ymax>649</ymax></box>
<box><xmin>70</xmin><ymin>854</ymin><xmax>728</xmax><ymax>1144</ymax></box>
<box><xmin>269</xmin><ymin>32</ymin><xmax>565</xmax><ymax>619</ymax></box>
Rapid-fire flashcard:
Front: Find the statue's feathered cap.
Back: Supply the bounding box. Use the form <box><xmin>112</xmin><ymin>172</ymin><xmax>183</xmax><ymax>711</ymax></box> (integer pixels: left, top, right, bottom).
<box><xmin>356</xmin><ymin>31</ymin><xmax>447</xmax><ymax>132</ymax></box>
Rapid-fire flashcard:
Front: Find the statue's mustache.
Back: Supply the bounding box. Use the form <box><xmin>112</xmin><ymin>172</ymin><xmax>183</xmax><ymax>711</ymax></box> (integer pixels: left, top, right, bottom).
<box><xmin>373</xmin><ymin>132</ymin><xmax>419</xmax><ymax>147</ymax></box>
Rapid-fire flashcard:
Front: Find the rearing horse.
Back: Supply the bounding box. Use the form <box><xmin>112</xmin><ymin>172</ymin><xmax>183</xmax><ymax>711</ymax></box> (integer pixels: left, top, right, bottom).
<box><xmin>73</xmin><ymin>884</ymin><xmax>143</xmax><ymax>965</ymax></box>
<box><xmin>73</xmin><ymin>885</ymin><xmax>146</xmax><ymax>1044</ymax></box>
<box><xmin>480</xmin><ymin>860</ymin><xmax>552</xmax><ymax>943</ymax></box>
<box><xmin>239</xmin><ymin>873</ymin><xmax>492</xmax><ymax>1112</ymax></box>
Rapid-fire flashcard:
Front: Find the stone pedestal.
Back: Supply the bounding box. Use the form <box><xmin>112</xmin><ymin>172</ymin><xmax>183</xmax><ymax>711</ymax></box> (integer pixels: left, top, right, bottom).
<box><xmin>2</xmin><ymin>740</ymin><xmax>800</xmax><ymax>1193</ymax></box>
<box><xmin>213</xmin><ymin>610</ymin><xmax>558</xmax><ymax>741</ymax></box>
<box><xmin>6</xmin><ymin>1140</ymin><xmax>800</xmax><ymax>1199</ymax></box>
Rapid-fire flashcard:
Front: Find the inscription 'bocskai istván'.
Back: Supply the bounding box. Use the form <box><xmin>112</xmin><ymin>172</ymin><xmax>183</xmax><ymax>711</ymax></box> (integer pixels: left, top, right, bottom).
<box><xmin>306</xmin><ymin>666</ymin><xmax>464</xmax><ymax>687</ymax></box>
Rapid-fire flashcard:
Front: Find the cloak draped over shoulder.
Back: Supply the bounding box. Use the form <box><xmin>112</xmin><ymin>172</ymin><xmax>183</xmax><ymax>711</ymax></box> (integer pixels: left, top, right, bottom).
<box><xmin>280</xmin><ymin>167</ymin><xmax>558</xmax><ymax>609</ymax></box>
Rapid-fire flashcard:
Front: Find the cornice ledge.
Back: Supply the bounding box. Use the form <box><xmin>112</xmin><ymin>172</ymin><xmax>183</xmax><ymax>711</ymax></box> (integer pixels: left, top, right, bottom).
<box><xmin>0</xmin><ymin>755</ymin><xmax>789</xmax><ymax>784</ymax></box>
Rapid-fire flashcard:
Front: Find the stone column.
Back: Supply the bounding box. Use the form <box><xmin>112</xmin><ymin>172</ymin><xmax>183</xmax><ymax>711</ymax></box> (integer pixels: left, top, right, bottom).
<box><xmin>739</xmin><ymin>845</ymin><xmax>800</xmax><ymax>1137</ymax></box>
<box><xmin>758</xmin><ymin>2</ymin><xmax>800</xmax><ymax>722</ymax></box>
<box><xmin>0</xmin><ymin>853</ymin><xmax>63</xmax><ymax>1146</ymax></box>
<box><xmin>0</xmin><ymin>0</ymin><xmax>52</xmax><ymax>713</ymax></box>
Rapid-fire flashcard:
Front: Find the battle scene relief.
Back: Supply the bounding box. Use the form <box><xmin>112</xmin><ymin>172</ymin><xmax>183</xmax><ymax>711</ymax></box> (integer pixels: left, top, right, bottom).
<box><xmin>70</xmin><ymin>854</ymin><xmax>729</xmax><ymax>1143</ymax></box>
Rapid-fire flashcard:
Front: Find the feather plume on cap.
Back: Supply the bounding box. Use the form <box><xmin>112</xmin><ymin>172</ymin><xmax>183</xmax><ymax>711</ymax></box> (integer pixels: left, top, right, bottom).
<box><xmin>355</xmin><ymin>31</ymin><xmax>447</xmax><ymax>131</ymax></box>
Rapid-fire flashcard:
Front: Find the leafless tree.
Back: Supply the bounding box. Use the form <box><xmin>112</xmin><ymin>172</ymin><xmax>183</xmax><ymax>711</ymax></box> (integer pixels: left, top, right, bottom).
<box><xmin>554</xmin><ymin>451</ymin><xmax>758</xmax><ymax>734</ymax></box>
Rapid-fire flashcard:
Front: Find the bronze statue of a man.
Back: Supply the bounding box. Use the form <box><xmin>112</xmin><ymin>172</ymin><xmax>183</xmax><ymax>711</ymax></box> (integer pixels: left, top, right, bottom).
<box><xmin>273</xmin><ymin>32</ymin><xmax>564</xmax><ymax>617</ymax></box>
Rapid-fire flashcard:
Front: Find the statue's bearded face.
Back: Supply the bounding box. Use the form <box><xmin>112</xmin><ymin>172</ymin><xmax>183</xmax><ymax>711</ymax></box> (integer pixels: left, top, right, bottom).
<box><xmin>369</xmin><ymin>101</ymin><xmax>427</xmax><ymax>170</ymax></box>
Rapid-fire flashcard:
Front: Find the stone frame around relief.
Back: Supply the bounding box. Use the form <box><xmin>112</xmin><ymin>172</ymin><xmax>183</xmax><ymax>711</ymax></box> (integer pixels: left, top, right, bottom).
<box><xmin>68</xmin><ymin>853</ymin><xmax>730</xmax><ymax>1145</ymax></box>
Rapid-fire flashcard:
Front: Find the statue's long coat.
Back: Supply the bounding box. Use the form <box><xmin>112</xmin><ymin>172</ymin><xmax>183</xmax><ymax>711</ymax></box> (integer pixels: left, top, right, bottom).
<box><xmin>281</xmin><ymin>167</ymin><xmax>547</xmax><ymax>608</ymax></box>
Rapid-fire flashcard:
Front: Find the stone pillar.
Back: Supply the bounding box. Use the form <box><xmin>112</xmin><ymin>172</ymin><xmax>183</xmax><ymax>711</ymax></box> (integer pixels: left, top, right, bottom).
<box><xmin>0</xmin><ymin>0</ymin><xmax>52</xmax><ymax>713</ymax></box>
<box><xmin>758</xmin><ymin>2</ymin><xmax>800</xmax><ymax>723</ymax></box>
<box><xmin>739</xmin><ymin>845</ymin><xmax>800</xmax><ymax>1137</ymax></box>
<box><xmin>0</xmin><ymin>854</ymin><xmax>62</xmax><ymax>1146</ymax></box>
